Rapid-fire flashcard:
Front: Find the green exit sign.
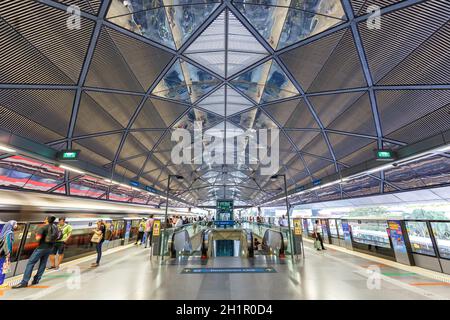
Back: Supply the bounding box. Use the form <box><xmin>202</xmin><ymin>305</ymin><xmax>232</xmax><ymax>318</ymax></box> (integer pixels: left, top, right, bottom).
<box><xmin>375</xmin><ymin>149</ymin><xmax>396</xmax><ymax>161</ymax></box>
<box><xmin>57</xmin><ymin>149</ymin><xmax>80</xmax><ymax>160</ymax></box>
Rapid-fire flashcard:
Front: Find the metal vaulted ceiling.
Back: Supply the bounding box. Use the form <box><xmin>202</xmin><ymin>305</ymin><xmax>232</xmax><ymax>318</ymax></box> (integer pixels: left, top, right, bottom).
<box><xmin>1</xmin><ymin>0</ymin><xmax>450</xmax><ymax>207</ymax></box>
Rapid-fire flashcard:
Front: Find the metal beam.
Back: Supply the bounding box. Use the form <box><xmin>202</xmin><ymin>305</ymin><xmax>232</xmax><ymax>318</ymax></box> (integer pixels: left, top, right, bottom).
<box><xmin>66</xmin><ymin>1</ymin><xmax>111</xmax><ymax>147</ymax></box>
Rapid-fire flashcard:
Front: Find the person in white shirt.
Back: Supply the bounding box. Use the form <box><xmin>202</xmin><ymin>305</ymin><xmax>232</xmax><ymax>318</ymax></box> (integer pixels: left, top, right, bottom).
<box><xmin>313</xmin><ymin>220</ymin><xmax>326</xmax><ymax>251</ymax></box>
<box><xmin>175</xmin><ymin>216</ymin><xmax>183</xmax><ymax>228</ymax></box>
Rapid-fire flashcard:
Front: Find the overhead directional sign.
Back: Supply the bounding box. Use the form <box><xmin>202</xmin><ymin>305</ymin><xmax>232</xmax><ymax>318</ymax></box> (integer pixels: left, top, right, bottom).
<box><xmin>375</xmin><ymin>149</ymin><xmax>397</xmax><ymax>161</ymax></box>
<box><xmin>57</xmin><ymin>149</ymin><xmax>80</xmax><ymax>161</ymax></box>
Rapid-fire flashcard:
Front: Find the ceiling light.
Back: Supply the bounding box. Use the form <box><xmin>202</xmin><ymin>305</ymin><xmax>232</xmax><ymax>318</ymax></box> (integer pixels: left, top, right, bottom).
<box><xmin>60</xmin><ymin>165</ymin><xmax>85</xmax><ymax>175</ymax></box>
<box><xmin>0</xmin><ymin>144</ymin><xmax>17</xmax><ymax>153</ymax></box>
<box><xmin>434</xmin><ymin>144</ymin><xmax>450</xmax><ymax>153</ymax></box>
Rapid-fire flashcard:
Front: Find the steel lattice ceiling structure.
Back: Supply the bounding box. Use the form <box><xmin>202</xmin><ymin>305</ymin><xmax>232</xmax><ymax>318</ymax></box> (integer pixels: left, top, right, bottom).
<box><xmin>0</xmin><ymin>0</ymin><xmax>450</xmax><ymax>207</ymax></box>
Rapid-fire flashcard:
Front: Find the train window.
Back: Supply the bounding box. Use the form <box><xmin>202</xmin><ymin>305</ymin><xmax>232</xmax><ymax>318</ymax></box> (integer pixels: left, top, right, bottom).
<box><xmin>18</xmin><ymin>223</ymin><xmax>43</xmax><ymax>260</ymax></box>
<box><xmin>348</xmin><ymin>220</ymin><xmax>391</xmax><ymax>248</ymax></box>
<box><xmin>430</xmin><ymin>222</ymin><xmax>450</xmax><ymax>259</ymax></box>
<box><xmin>405</xmin><ymin>221</ymin><xmax>436</xmax><ymax>257</ymax></box>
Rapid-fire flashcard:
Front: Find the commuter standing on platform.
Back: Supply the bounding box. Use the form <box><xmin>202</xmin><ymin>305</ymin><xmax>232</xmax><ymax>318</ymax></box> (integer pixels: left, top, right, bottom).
<box><xmin>49</xmin><ymin>217</ymin><xmax>73</xmax><ymax>270</ymax></box>
<box><xmin>144</xmin><ymin>215</ymin><xmax>154</xmax><ymax>248</ymax></box>
<box><xmin>136</xmin><ymin>218</ymin><xmax>146</xmax><ymax>245</ymax></box>
<box><xmin>313</xmin><ymin>220</ymin><xmax>326</xmax><ymax>251</ymax></box>
<box><xmin>13</xmin><ymin>216</ymin><xmax>58</xmax><ymax>288</ymax></box>
<box><xmin>91</xmin><ymin>220</ymin><xmax>106</xmax><ymax>267</ymax></box>
<box><xmin>0</xmin><ymin>220</ymin><xmax>18</xmax><ymax>288</ymax></box>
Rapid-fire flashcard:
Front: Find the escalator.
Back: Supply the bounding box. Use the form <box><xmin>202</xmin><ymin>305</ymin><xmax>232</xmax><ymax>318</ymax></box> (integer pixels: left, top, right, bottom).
<box><xmin>167</xmin><ymin>224</ymin><xmax>286</xmax><ymax>260</ymax></box>
<box><xmin>201</xmin><ymin>228</ymin><xmax>254</xmax><ymax>258</ymax></box>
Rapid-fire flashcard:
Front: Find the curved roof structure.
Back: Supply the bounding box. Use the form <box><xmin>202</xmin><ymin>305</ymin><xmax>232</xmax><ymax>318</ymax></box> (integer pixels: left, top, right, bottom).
<box><xmin>0</xmin><ymin>0</ymin><xmax>449</xmax><ymax>207</ymax></box>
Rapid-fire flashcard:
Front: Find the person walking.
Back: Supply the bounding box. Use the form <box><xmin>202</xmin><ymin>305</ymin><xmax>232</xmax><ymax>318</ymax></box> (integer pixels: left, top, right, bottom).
<box><xmin>13</xmin><ymin>216</ymin><xmax>58</xmax><ymax>288</ymax></box>
<box><xmin>49</xmin><ymin>217</ymin><xmax>73</xmax><ymax>270</ymax></box>
<box><xmin>313</xmin><ymin>220</ymin><xmax>326</xmax><ymax>251</ymax></box>
<box><xmin>0</xmin><ymin>220</ymin><xmax>18</xmax><ymax>288</ymax></box>
<box><xmin>91</xmin><ymin>220</ymin><xmax>106</xmax><ymax>267</ymax></box>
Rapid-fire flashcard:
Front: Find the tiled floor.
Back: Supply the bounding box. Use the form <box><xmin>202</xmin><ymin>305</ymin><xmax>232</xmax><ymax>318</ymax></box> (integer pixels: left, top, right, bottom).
<box><xmin>1</xmin><ymin>242</ymin><xmax>449</xmax><ymax>300</ymax></box>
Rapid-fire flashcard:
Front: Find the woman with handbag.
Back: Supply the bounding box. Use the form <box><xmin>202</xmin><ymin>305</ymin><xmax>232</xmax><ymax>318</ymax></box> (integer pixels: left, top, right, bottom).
<box><xmin>91</xmin><ymin>220</ymin><xmax>106</xmax><ymax>267</ymax></box>
<box><xmin>0</xmin><ymin>220</ymin><xmax>18</xmax><ymax>287</ymax></box>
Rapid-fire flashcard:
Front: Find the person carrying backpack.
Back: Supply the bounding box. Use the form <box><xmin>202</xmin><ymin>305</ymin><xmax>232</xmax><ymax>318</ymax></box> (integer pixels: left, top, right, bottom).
<box><xmin>0</xmin><ymin>220</ymin><xmax>18</xmax><ymax>288</ymax></box>
<box><xmin>13</xmin><ymin>216</ymin><xmax>58</xmax><ymax>288</ymax></box>
<box><xmin>49</xmin><ymin>217</ymin><xmax>73</xmax><ymax>270</ymax></box>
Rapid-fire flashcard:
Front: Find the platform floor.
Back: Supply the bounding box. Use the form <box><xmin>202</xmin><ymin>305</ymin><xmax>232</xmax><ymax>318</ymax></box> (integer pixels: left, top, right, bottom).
<box><xmin>1</xmin><ymin>242</ymin><xmax>449</xmax><ymax>300</ymax></box>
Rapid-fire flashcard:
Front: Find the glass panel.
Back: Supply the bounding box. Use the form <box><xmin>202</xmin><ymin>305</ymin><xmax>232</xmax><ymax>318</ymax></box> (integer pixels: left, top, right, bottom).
<box><xmin>290</xmin><ymin>0</ymin><xmax>346</xmax><ymax>19</ymax></box>
<box><xmin>348</xmin><ymin>220</ymin><xmax>391</xmax><ymax>248</ymax></box>
<box><xmin>307</xmin><ymin>218</ymin><xmax>314</xmax><ymax>233</ymax></box>
<box><xmin>198</xmin><ymin>85</ymin><xmax>254</xmax><ymax>117</ymax></box>
<box><xmin>107</xmin><ymin>1</ymin><xmax>221</xmax><ymax>49</ymax></box>
<box><xmin>231</xmin><ymin>60</ymin><xmax>272</xmax><ymax>103</ymax></box>
<box><xmin>233</xmin><ymin>0</ymin><xmax>346</xmax><ymax>49</ymax></box>
<box><xmin>260</xmin><ymin>60</ymin><xmax>299</xmax><ymax>102</ymax></box>
<box><xmin>152</xmin><ymin>60</ymin><xmax>191</xmax><ymax>102</ymax></box>
<box><xmin>228</xmin><ymin>11</ymin><xmax>267</xmax><ymax>54</ymax></box>
<box><xmin>231</xmin><ymin>60</ymin><xmax>298</xmax><ymax>103</ymax></box>
<box><xmin>320</xmin><ymin>219</ymin><xmax>329</xmax><ymax>239</ymax></box>
<box><xmin>405</xmin><ymin>221</ymin><xmax>436</xmax><ymax>256</ymax></box>
<box><xmin>227</xmin><ymin>11</ymin><xmax>268</xmax><ymax>75</ymax></box>
<box><xmin>0</xmin><ymin>222</ymin><xmax>27</xmax><ymax>263</ymax></box>
<box><xmin>18</xmin><ymin>223</ymin><xmax>42</xmax><ymax>260</ymax></box>
<box><xmin>0</xmin><ymin>166</ymin><xmax>31</xmax><ymax>189</ymax></box>
<box><xmin>227</xmin><ymin>52</ymin><xmax>267</xmax><ymax>76</ymax></box>
<box><xmin>181</xmin><ymin>60</ymin><xmax>221</xmax><ymax>102</ymax></box>
<box><xmin>336</xmin><ymin>219</ymin><xmax>344</xmax><ymax>239</ymax></box>
<box><xmin>329</xmin><ymin>219</ymin><xmax>338</xmax><ymax>237</ymax></box>
<box><xmin>174</xmin><ymin>108</ymin><xmax>222</xmax><ymax>130</ymax></box>
<box><xmin>107</xmin><ymin>8</ymin><xmax>176</xmax><ymax>49</ymax></box>
<box><xmin>233</xmin><ymin>2</ymin><xmax>289</xmax><ymax>49</ymax></box>
<box><xmin>278</xmin><ymin>7</ymin><xmax>343</xmax><ymax>49</ymax></box>
<box><xmin>185</xmin><ymin>52</ymin><xmax>226</xmax><ymax>76</ymax></box>
<box><xmin>166</xmin><ymin>3</ymin><xmax>221</xmax><ymax>49</ymax></box>
<box><xmin>0</xmin><ymin>156</ymin><xmax>64</xmax><ymax>192</ymax></box>
<box><xmin>198</xmin><ymin>86</ymin><xmax>226</xmax><ymax>115</ymax></box>
<box><xmin>185</xmin><ymin>10</ymin><xmax>225</xmax><ymax>53</ymax></box>
<box><xmin>430</xmin><ymin>222</ymin><xmax>450</xmax><ymax>259</ymax></box>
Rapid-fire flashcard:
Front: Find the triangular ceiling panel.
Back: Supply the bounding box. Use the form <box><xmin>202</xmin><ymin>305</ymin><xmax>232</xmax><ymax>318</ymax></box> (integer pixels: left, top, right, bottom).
<box><xmin>107</xmin><ymin>1</ymin><xmax>221</xmax><ymax>49</ymax></box>
<box><xmin>106</xmin><ymin>26</ymin><xmax>174</xmax><ymax>91</ymax></box>
<box><xmin>231</xmin><ymin>60</ymin><xmax>299</xmax><ymax>103</ymax></box>
<box><xmin>132</xmin><ymin>98</ymin><xmax>189</xmax><ymax>129</ymax></box>
<box><xmin>185</xmin><ymin>10</ymin><xmax>269</xmax><ymax>77</ymax></box>
<box><xmin>233</xmin><ymin>0</ymin><xmax>346</xmax><ymax>50</ymax></box>
<box><xmin>152</xmin><ymin>59</ymin><xmax>220</xmax><ymax>103</ymax></box>
<box><xmin>174</xmin><ymin>108</ymin><xmax>223</xmax><ymax>130</ymax></box>
<box><xmin>197</xmin><ymin>85</ymin><xmax>254</xmax><ymax>117</ymax></box>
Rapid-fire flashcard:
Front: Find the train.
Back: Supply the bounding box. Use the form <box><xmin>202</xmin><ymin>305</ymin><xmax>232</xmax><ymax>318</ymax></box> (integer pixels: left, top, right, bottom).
<box><xmin>0</xmin><ymin>188</ymin><xmax>198</xmax><ymax>278</ymax></box>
